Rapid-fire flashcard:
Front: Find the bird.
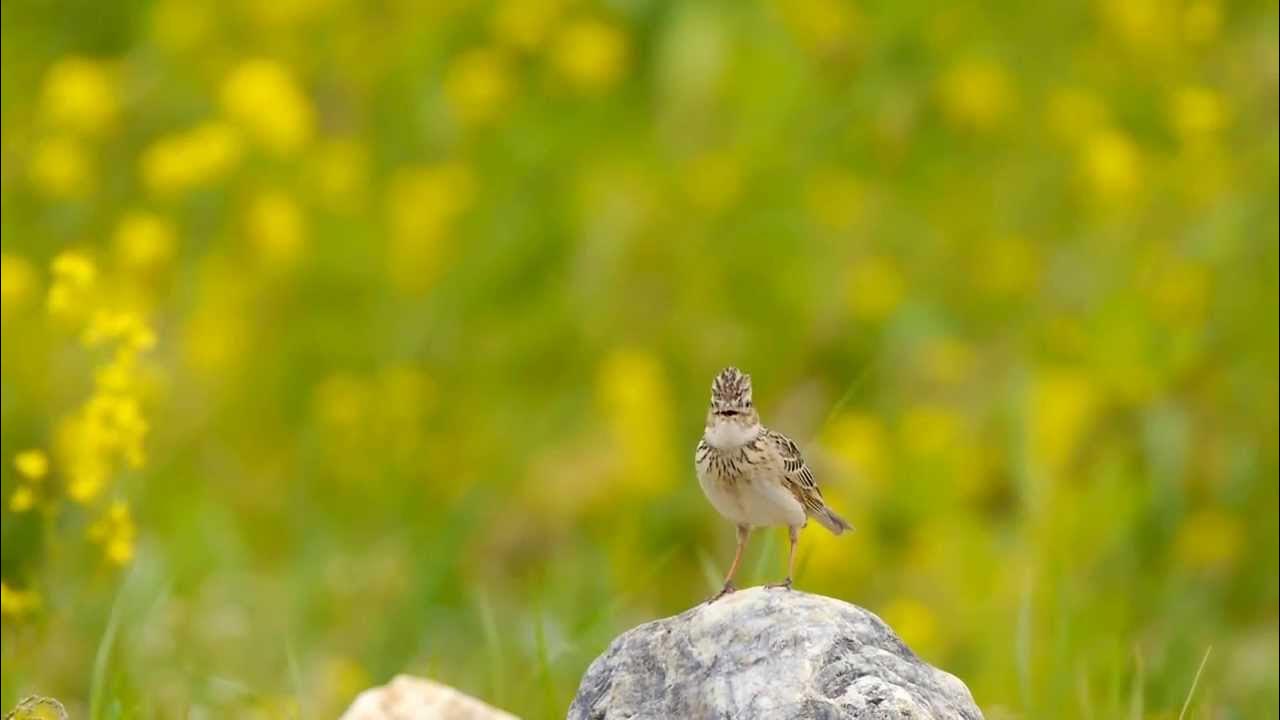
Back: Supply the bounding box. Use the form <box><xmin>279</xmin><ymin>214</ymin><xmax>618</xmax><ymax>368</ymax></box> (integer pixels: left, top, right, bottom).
<box><xmin>695</xmin><ymin>366</ymin><xmax>851</xmax><ymax>602</ymax></box>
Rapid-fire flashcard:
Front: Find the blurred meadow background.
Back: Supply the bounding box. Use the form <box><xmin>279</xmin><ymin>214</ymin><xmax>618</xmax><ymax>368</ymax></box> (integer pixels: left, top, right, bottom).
<box><xmin>2</xmin><ymin>0</ymin><xmax>1278</xmax><ymax>717</ymax></box>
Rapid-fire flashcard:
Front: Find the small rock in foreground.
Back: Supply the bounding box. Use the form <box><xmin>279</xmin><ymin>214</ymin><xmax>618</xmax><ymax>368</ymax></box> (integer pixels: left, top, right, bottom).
<box><xmin>340</xmin><ymin>675</ymin><xmax>519</xmax><ymax>720</ymax></box>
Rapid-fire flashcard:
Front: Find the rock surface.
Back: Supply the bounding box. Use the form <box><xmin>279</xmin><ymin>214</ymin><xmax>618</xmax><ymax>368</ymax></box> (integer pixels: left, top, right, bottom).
<box><xmin>569</xmin><ymin>587</ymin><xmax>982</xmax><ymax>720</ymax></box>
<box><xmin>340</xmin><ymin>675</ymin><xmax>519</xmax><ymax>720</ymax></box>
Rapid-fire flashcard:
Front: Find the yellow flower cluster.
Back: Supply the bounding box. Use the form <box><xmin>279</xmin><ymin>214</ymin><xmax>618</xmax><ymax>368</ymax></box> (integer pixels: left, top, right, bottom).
<box><xmin>141</xmin><ymin>122</ymin><xmax>243</xmax><ymax>194</ymax></box>
<box><xmin>47</xmin><ymin>251</ymin><xmax>97</xmax><ymax>318</ymax></box>
<box><xmin>386</xmin><ymin>163</ymin><xmax>475</xmax><ymax>293</ymax></box>
<box><xmin>9</xmin><ymin>449</ymin><xmax>49</xmax><ymax>512</ymax></box>
<box><xmin>87</xmin><ymin>500</ymin><xmax>138</xmax><ymax>566</ymax></box>
<box><xmin>0</xmin><ymin>582</ymin><xmax>41</xmax><ymax>619</ymax></box>
<box><xmin>221</xmin><ymin>59</ymin><xmax>315</xmax><ymax>155</ymax></box>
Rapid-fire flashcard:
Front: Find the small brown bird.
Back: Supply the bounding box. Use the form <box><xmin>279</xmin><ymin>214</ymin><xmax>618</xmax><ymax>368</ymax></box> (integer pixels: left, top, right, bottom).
<box><xmin>695</xmin><ymin>367</ymin><xmax>851</xmax><ymax>602</ymax></box>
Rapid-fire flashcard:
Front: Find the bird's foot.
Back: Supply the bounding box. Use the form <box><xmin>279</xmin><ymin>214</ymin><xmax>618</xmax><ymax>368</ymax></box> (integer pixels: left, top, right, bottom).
<box><xmin>765</xmin><ymin>577</ymin><xmax>793</xmax><ymax>590</ymax></box>
<box><xmin>706</xmin><ymin>582</ymin><xmax>736</xmax><ymax>604</ymax></box>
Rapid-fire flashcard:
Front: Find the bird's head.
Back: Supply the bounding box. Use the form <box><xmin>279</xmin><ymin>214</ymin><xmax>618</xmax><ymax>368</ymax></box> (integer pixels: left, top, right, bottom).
<box><xmin>704</xmin><ymin>367</ymin><xmax>762</xmax><ymax>449</ymax></box>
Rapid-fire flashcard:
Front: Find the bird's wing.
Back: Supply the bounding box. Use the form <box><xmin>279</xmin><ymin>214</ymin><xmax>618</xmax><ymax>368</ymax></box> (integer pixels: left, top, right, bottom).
<box><xmin>767</xmin><ymin>430</ymin><xmax>828</xmax><ymax>516</ymax></box>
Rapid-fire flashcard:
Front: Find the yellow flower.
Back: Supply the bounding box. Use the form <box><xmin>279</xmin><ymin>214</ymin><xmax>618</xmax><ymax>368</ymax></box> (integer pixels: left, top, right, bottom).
<box><xmin>882</xmin><ymin>596</ymin><xmax>938</xmax><ymax>654</ymax></box>
<box><xmin>47</xmin><ymin>251</ymin><xmax>97</xmax><ymax>318</ymax></box>
<box><xmin>2</xmin><ymin>253</ymin><xmax>39</xmax><ymax>319</ymax></box>
<box><xmin>386</xmin><ymin>163</ymin><xmax>475</xmax><ymax>293</ymax></box>
<box><xmin>0</xmin><ymin>582</ymin><xmax>41</xmax><ymax>618</ymax></box>
<box><xmin>88</xmin><ymin>500</ymin><xmax>136</xmax><ymax>566</ymax></box>
<box><xmin>806</xmin><ymin>168</ymin><xmax>864</xmax><ymax>232</ymax></box>
<box><xmin>845</xmin><ymin>256</ymin><xmax>905</xmax><ymax>322</ymax></box>
<box><xmin>14</xmin><ymin>449</ymin><xmax>50</xmax><ymax>480</ymax></box>
<box><xmin>492</xmin><ymin>0</ymin><xmax>563</xmax><ymax>51</ymax></box>
<box><xmin>221</xmin><ymin>59</ymin><xmax>315</xmax><ymax>155</ymax></box>
<box><xmin>1100</xmin><ymin>0</ymin><xmax>1174</xmax><ymax>52</ymax></box>
<box><xmin>41</xmin><ymin>57</ymin><xmax>119</xmax><ymax>135</ymax></box>
<box><xmin>29</xmin><ymin>136</ymin><xmax>94</xmax><ymax>197</ymax></box>
<box><xmin>597</xmin><ymin>349</ymin><xmax>675</xmax><ymax>494</ymax></box>
<box><xmin>1148</xmin><ymin>258</ymin><xmax>1210</xmax><ymax>328</ymax></box>
<box><xmin>445</xmin><ymin>47</ymin><xmax>515</xmax><ymax>126</ymax></box>
<box><xmin>114</xmin><ymin>211</ymin><xmax>178</xmax><ymax>272</ymax></box>
<box><xmin>1045</xmin><ymin>87</ymin><xmax>1109</xmax><ymax>145</ymax></box>
<box><xmin>683</xmin><ymin>152</ymin><xmax>743</xmax><ymax>213</ymax></box>
<box><xmin>823</xmin><ymin>413</ymin><xmax>889</xmax><ymax>489</ymax></box>
<box><xmin>776</xmin><ymin>0</ymin><xmax>860</xmax><ymax>59</ymax></box>
<box><xmin>140</xmin><ymin>122</ymin><xmax>243</xmax><ymax>194</ymax></box>
<box><xmin>1079</xmin><ymin>129</ymin><xmax>1141</xmax><ymax>202</ymax></box>
<box><xmin>9</xmin><ymin>486</ymin><xmax>37</xmax><ymax>513</ymax></box>
<box><xmin>1030</xmin><ymin>369</ymin><xmax>1099</xmax><ymax>473</ymax></box>
<box><xmin>552</xmin><ymin>19</ymin><xmax>629</xmax><ymax>93</ymax></box>
<box><xmin>938</xmin><ymin>60</ymin><xmax>1015</xmax><ymax>132</ymax></box>
<box><xmin>1169</xmin><ymin>86</ymin><xmax>1228</xmax><ymax>142</ymax></box>
<box><xmin>246</xmin><ymin>191</ymin><xmax>306</xmax><ymax>267</ymax></box>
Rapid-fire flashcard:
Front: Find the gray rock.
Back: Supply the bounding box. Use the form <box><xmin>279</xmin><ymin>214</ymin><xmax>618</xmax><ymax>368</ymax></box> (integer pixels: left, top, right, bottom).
<box><xmin>568</xmin><ymin>587</ymin><xmax>982</xmax><ymax>720</ymax></box>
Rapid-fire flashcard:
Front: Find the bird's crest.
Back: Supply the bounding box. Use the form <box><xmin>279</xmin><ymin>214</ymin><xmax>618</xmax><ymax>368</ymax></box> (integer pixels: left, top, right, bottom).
<box><xmin>711</xmin><ymin>367</ymin><xmax>753</xmax><ymax>411</ymax></box>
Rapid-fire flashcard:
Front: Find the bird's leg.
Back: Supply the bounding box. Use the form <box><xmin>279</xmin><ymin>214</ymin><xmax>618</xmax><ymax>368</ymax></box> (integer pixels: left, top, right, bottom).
<box><xmin>766</xmin><ymin>525</ymin><xmax>799</xmax><ymax>590</ymax></box>
<box><xmin>708</xmin><ymin>524</ymin><xmax>751</xmax><ymax>603</ymax></box>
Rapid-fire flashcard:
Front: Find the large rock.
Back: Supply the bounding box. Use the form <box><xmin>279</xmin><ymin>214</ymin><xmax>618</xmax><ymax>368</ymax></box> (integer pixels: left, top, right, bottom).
<box><xmin>568</xmin><ymin>588</ymin><xmax>982</xmax><ymax>720</ymax></box>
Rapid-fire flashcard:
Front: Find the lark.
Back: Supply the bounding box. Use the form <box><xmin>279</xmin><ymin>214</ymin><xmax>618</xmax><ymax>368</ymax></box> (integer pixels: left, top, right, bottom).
<box><xmin>696</xmin><ymin>367</ymin><xmax>851</xmax><ymax>602</ymax></box>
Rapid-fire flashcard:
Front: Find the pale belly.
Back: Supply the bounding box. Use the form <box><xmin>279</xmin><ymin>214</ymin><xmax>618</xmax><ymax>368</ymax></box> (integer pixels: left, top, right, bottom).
<box><xmin>696</xmin><ymin>461</ymin><xmax>806</xmax><ymax>528</ymax></box>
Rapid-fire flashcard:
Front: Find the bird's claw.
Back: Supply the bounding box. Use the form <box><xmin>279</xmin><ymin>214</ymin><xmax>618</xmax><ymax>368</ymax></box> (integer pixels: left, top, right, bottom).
<box><xmin>765</xmin><ymin>578</ymin><xmax>793</xmax><ymax>590</ymax></box>
<box><xmin>706</xmin><ymin>582</ymin><xmax>736</xmax><ymax>604</ymax></box>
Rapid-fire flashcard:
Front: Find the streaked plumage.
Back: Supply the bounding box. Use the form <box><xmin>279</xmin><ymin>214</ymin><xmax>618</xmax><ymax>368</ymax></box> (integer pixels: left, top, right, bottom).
<box><xmin>696</xmin><ymin>367</ymin><xmax>851</xmax><ymax>601</ymax></box>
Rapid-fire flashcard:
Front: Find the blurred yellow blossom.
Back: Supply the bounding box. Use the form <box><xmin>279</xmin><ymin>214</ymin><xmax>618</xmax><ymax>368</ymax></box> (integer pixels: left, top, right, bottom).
<box><xmin>1031</xmin><ymin>369</ymin><xmax>1099</xmax><ymax>473</ymax></box>
<box><xmin>221</xmin><ymin>59</ymin><xmax>315</xmax><ymax>155</ymax></box>
<box><xmin>1169</xmin><ymin>86</ymin><xmax>1228</xmax><ymax>143</ymax></box>
<box><xmin>938</xmin><ymin>60</ymin><xmax>1015</xmax><ymax>132</ymax></box>
<box><xmin>1148</xmin><ymin>258</ymin><xmax>1210</xmax><ymax>327</ymax></box>
<box><xmin>41</xmin><ymin>57</ymin><xmax>119</xmax><ymax>135</ymax></box>
<box><xmin>386</xmin><ymin>163</ymin><xmax>475</xmax><ymax>293</ymax></box>
<box><xmin>823</xmin><ymin>412</ymin><xmax>889</xmax><ymax>489</ymax></box>
<box><xmin>29</xmin><ymin>136</ymin><xmax>94</xmax><ymax>198</ymax></box>
<box><xmin>1176</xmin><ymin>509</ymin><xmax>1243</xmax><ymax>572</ymax></box>
<box><xmin>492</xmin><ymin>0</ymin><xmax>563</xmax><ymax>51</ymax></box>
<box><xmin>777</xmin><ymin>0</ymin><xmax>860</xmax><ymax>59</ymax></box>
<box><xmin>1079</xmin><ymin>129</ymin><xmax>1142</xmax><ymax>202</ymax></box>
<box><xmin>47</xmin><ymin>251</ymin><xmax>97</xmax><ymax>318</ymax></box>
<box><xmin>845</xmin><ymin>256</ymin><xmax>905</xmax><ymax>321</ymax></box>
<box><xmin>242</xmin><ymin>0</ymin><xmax>332</xmax><ymax>28</ymax></box>
<box><xmin>1045</xmin><ymin>87</ymin><xmax>1110</xmax><ymax>145</ymax></box>
<box><xmin>552</xmin><ymin>19</ymin><xmax>629</xmax><ymax>93</ymax></box>
<box><xmin>141</xmin><ymin>122</ymin><xmax>243</xmax><ymax>194</ymax></box>
<box><xmin>246</xmin><ymin>191</ymin><xmax>307</xmax><ymax>267</ymax></box>
<box><xmin>1</xmin><ymin>253</ymin><xmax>39</xmax><ymax>321</ymax></box>
<box><xmin>15</xmin><ymin>449</ymin><xmax>50</xmax><ymax>480</ymax></box>
<box><xmin>0</xmin><ymin>583</ymin><xmax>41</xmax><ymax>618</ymax></box>
<box><xmin>114</xmin><ymin>211</ymin><xmax>178</xmax><ymax>273</ymax></box>
<box><xmin>684</xmin><ymin>152</ymin><xmax>743</xmax><ymax>213</ymax></box>
<box><xmin>445</xmin><ymin>47</ymin><xmax>515</xmax><ymax>126</ymax></box>
<box><xmin>882</xmin><ymin>596</ymin><xmax>939</xmax><ymax>655</ymax></box>
<box><xmin>314</xmin><ymin>373</ymin><xmax>373</xmax><ymax>430</ymax></box>
<box><xmin>308</xmin><ymin>138</ymin><xmax>369</xmax><ymax>212</ymax></box>
<box><xmin>88</xmin><ymin>500</ymin><xmax>137</xmax><ymax>565</ymax></box>
<box><xmin>597</xmin><ymin>349</ymin><xmax>675</xmax><ymax>494</ymax></box>
<box><xmin>806</xmin><ymin>168</ymin><xmax>864</xmax><ymax>232</ymax></box>
<box><xmin>1100</xmin><ymin>0</ymin><xmax>1175</xmax><ymax>53</ymax></box>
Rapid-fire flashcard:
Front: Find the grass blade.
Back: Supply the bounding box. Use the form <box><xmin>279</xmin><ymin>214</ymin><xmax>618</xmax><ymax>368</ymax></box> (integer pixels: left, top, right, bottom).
<box><xmin>1177</xmin><ymin>646</ymin><xmax>1212</xmax><ymax>720</ymax></box>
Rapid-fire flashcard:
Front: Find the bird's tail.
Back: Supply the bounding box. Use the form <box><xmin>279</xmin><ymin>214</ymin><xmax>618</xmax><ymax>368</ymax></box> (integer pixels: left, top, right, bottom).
<box><xmin>812</xmin><ymin>506</ymin><xmax>853</xmax><ymax>535</ymax></box>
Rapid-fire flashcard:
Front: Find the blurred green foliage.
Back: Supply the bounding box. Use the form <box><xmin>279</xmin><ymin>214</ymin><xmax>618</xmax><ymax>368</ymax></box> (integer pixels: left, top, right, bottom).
<box><xmin>2</xmin><ymin>0</ymin><xmax>1278</xmax><ymax>717</ymax></box>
